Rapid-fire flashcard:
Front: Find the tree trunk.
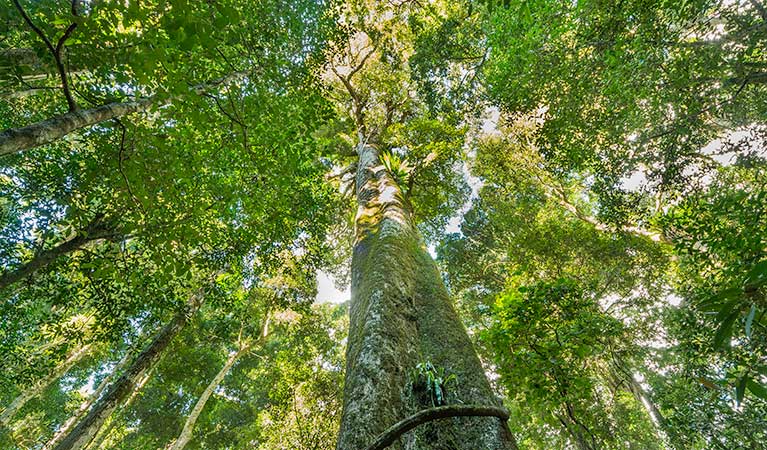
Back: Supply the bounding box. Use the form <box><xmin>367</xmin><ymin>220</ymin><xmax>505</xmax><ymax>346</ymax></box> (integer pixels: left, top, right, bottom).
<box><xmin>0</xmin><ymin>344</ymin><xmax>91</xmax><ymax>427</ymax></box>
<box><xmin>84</xmin><ymin>363</ymin><xmax>157</xmax><ymax>450</ymax></box>
<box><xmin>0</xmin><ymin>225</ymin><xmax>116</xmax><ymax>291</ymax></box>
<box><xmin>336</xmin><ymin>143</ymin><xmax>517</xmax><ymax>450</ymax></box>
<box><xmin>607</xmin><ymin>352</ymin><xmax>670</xmax><ymax>445</ymax></box>
<box><xmin>167</xmin><ymin>346</ymin><xmax>246</xmax><ymax>450</ymax></box>
<box><xmin>0</xmin><ymin>72</ymin><xmax>245</xmax><ymax>157</ymax></box>
<box><xmin>51</xmin><ymin>295</ymin><xmax>199</xmax><ymax>450</ymax></box>
<box><xmin>43</xmin><ymin>351</ymin><xmax>133</xmax><ymax>450</ymax></box>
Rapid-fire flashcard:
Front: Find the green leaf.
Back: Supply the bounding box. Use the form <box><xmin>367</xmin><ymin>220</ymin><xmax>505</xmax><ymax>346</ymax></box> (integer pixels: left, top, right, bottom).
<box><xmin>745</xmin><ymin>260</ymin><xmax>767</xmax><ymax>286</ymax></box>
<box><xmin>698</xmin><ymin>288</ymin><xmax>740</xmax><ymax>312</ymax></box>
<box><xmin>747</xmin><ymin>380</ymin><xmax>767</xmax><ymax>400</ymax></box>
<box><xmin>735</xmin><ymin>376</ymin><xmax>748</xmax><ymax>405</ymax></box>
<box><xmin>713</xmin><ymin>310</ymin><xmax>739</xmax><ymax>349</ymax></box>
<box><xmin>745</xmin><ymin>304</ymin><xmax>757</xmax><ymax>338</ymax></box>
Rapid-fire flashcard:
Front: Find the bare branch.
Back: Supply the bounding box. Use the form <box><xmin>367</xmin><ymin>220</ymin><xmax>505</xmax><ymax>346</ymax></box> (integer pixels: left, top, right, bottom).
<box><xmin>364</xmin><ymin>405</ymin><xmax>510</xmax><ymax>450</ymax></box>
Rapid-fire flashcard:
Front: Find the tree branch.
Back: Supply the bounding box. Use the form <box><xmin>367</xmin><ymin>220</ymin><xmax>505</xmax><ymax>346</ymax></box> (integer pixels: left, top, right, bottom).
<box><xmin>0</xmin><ymin>71</ymin><xmax>247</xmax><ymax>156</ymax></box>
<box><xmin>364</xmin><ymin>405</ymin><xmax>510</xmax><ymax>450</ymax></box>
<box><xmin>12</xmin><ymin>0</ymin><xmax>78</xmax><ymax>111</ymax></box>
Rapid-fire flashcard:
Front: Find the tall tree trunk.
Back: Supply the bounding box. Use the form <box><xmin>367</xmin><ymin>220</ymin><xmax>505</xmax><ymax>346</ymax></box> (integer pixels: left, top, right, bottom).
<box><xmin>167</xmin><ymin>316</ymin><xmax>267</xmax><ymax>450</ymax></box>
<box><xmin>0</xmin><ymin>72</ymin><xmax>245</xmax><ymax>157</ymax></box>
<box><xmin>43</xmin><ymin>351</ymin><xmax>133</xmax><ymax>450</ymax></box>
<box><xmin>167</xmin><ymin>345</ymin><xmax>247</xmax><ymax>450</ymax></box>
<box><xmin>84</xmin><ymin>363</ymin><xmax>157</xmax><ymax>450</ymax></box>
<box><xmin>336</xmin><ymin>143</ymin><xmax>517</xmax><ymax>450</ymax></box>
<box><xmin>608</xmin><ymin>357</ymin><xmax>671</xmax><ymax>445</ymax></box>
<box><xmin>51</xmin><ymin>295</ymin><xmax>200</xmax><ymax>450</ymax></box>
<box><xmin>0</xmin><ymin>344</ymin><xmax>92</xmax><ymax>427</ymax></box>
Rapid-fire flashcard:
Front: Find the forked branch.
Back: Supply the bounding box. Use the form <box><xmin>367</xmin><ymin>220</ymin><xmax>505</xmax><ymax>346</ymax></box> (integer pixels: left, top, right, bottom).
<box><xmin>12</xmin><ymin>0</ymin><xmax>79</xmax><ymax>111</ymax></box>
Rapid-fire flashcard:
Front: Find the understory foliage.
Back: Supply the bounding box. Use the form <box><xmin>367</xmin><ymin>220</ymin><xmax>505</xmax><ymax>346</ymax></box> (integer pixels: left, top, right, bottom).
<box><xmin>0</xmin><ymin>0</ymin><xmax>765</xmax><ymax>449</ymax></box>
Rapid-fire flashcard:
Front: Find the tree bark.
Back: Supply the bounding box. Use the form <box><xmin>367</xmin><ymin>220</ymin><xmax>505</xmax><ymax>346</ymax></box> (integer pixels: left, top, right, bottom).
<box><xmin>336</xmin><ymin>143</ymin><xmax>517</xmax><ymax>450</ymax></box>
<box><xmin>84</xmin><ymin>363</ymin><xmax>156</xmax><ymax>450</ymax></box>
<box><xmin>0</xmin><ymin>344</ymin><xmax>92</xmax><ymax>427</ymax></box>
<box><xmin>0</xmin><ymin>221</ymin><xmax>118</xmax><ymax>292</ymax></box>
<box><xmin>0</xmin><ymin>99</ymin><xmax>153</xmax><ymax>156</ymax></box>
<box><xmin>43</xmin><ymin>350</ymin><xmax>133</xmax><ymax>450</ymax></box>
<box><xmin>166</xmin><ymin>346</ymin><xmax>246</xmax><ymax>450</ymax></box>
<box><xmin>51</xmin><ymin>295</ymin><xmax>200</xmax><ymax>450</ymax></box>
<box><xmin>0</xmin><ymin>72</ymin><xmax>245</xmax><ymax>157</ymax></box>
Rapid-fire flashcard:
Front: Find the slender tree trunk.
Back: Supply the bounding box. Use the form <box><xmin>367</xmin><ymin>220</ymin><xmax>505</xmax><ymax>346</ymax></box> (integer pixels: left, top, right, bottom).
<box><xmin>0</xmin><ymin>344</ymin><xmax>92</xmax><ymax>427</ymax></box>
<box><xmin>43</xmin><ymin>351</ymin><xmax>133</xmax><ymax>450</ymax></box>
<box><xmin>1</xmin><ymin>87</ymin><xmax>54</xmax><ymax>100</ymax></box>
<box><xmin>51</xmin><ymin>295</ymin><xmax>200</xmax><ymax>450</ymax></box>
<box><xmin>0</xmin><ymin>227</ymin><xmax>114</xmax><ymax>291</ymax></box>
<box><xmin>625</xmin><ymin>375</ymin><xmax>667</xmax><ymax>429</ymax></box>
<box><xmin>0</xmin><ymin>72</ymin><xmax>245</xmax><ymax>156</ymax></box>
<box><xmin>167</xmin><ymin>316</ymin><xmax>267</xmax><ymax>450</ymax></box>
<box><xmin>84</xmin><ymin>363</ymin><xmax>156</xmax><ymax>450</ymax></box>
<box><xmin>336</xmin><ymin>143</ymin><xmax>517</xmax><ymax>450</ymax></box>
<box><xmin>167</xmin><ymin>346</ymin><xmax>246</xmax><ymax>450</ymax></box>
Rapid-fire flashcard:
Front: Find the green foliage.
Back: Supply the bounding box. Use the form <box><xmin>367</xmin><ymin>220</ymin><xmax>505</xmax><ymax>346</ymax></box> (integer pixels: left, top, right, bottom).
<box><xmin>1</xmin><ymin>0</ymin><xmax>766</xmax><ymax>448</ymax></box>
<box><xmin>410</xmin><ymin>361</ymin><xmax>457</xmax><ymax>407</ymax></box>
<box><xmin>484</xmin><ymin>279</ymin><xmax>659</xmax><ymax>449</ymax></box>
<box><xmin>659</xmin><ymin>163</ymin><xmax>767</xmax><ymax>405</ymax></box>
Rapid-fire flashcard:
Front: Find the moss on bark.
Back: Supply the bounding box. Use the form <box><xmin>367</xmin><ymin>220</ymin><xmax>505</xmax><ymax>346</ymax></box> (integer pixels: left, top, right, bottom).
<box><xmin>337</xmin><ymin>145</ymin><xmax>516</xmax><ymax>450</ymax></box>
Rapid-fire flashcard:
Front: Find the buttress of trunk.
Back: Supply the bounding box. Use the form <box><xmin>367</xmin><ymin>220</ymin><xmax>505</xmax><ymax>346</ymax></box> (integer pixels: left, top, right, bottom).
<box><xmin>51</xmin><ymin>295</ymin><xmax>200</xmax><ymax>450</ymax></box>
<box><xmin>336</xmin><ymin>144</ymin><xmax>517</xmax><ymax>450</ymax></box>
<box><xmin>0</xmin><ymin>344</ymin><xmax>92</xmax><ymax>427</ymax></box>
<box><xmin>0</xmin><ymin>223</ymin><xmax>118</xmax><ymax>292</ymax></box>
<box><xmin>42</xmin><ymin>350</ymin><xmax>133</xmax><ymax>450</ymax></box>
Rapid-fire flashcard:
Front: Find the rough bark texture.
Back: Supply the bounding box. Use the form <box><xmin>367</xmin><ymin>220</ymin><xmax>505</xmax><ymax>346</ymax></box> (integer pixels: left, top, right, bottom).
<box><xmin>0</xmin><ymin>344</ymin><xmax>91</xmax><ymax>427</ymax></box>
<box><xmin>52</xmin><ymin>297</ymin><xmax>198</xmax><ymax>450</ymax></box>
<box><xmin>168</xmin><ymin>346</ymin><xmax>245</xmax><ymax>450</ymax></box>
<box><xmin>336</xmin><ymin>144</ymin><xmax>517</xmax><ymax>450</ymax></box>
<box><xmin>43</xmin><ymin>351</ymin><xmax>132</xmax><ymax>450</ymax></box>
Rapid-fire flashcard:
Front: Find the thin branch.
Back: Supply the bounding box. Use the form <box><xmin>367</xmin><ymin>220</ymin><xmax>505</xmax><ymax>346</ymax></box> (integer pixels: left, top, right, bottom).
<box><xmin>364</xmin><ymin>405</ymin><xmax>510</xmax><ymax>450</ymax></box>
<box><xmin>347</xmin><ymin>42</ymin><xmax>377</xmax><ymax>81</ymax></box>
<box><xmin>114</xmin><ymin>118</ymin><xmax>145</xmax><ymax>215</ymax></box>
<box><xmin>12</xmin><ymin>0</ymin><xmax>78</xmax><ymax>111</ymax></box>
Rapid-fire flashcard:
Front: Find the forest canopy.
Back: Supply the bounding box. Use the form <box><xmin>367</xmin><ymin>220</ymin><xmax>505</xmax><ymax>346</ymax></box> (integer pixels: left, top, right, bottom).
<box><xmin>0</xmin><ymin>0</ymin><xmax>765</xmax><ymax>449</ymax></box>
